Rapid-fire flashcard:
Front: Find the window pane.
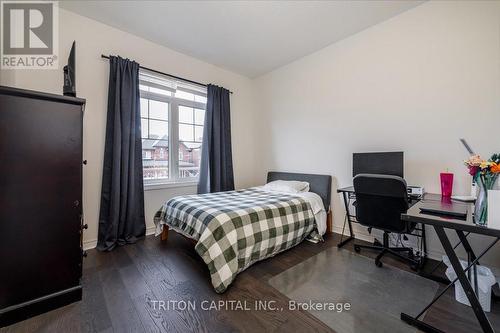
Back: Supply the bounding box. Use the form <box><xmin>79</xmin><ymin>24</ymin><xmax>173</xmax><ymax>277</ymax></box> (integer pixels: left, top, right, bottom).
<box><xmin>149</xmin><ymin>119</ymin><xmax>168</xmax><ymax>139</ymax></box>
<box><xmin>141</xmin><ymin>118</ymin><xmax>149</xmax><ymax>138</ymax></box>
<box><xmin>149</xmin><ymin>100</ymin><xmax>168</xmax><ymax>120</ymax></box>
<box><xmin>140</xmin><ymin>98</ymin><xmax>148</xmax><ymax>118</ymax></box>
<box><xmin>149</xmin><ymin>86</ymin><xmax>172</xmax><ymax>96</ymax></box>
<box><xmin>142</xmin><ymin>139</ymin><xmax>169</xmax><ymax>180</ymax></box>
<box><xmin>179</xmin><ymin>124</ymin><xmax>194</xmax><ymax>142</ymax></box>
<box><xmin>194</xmin><ymin>95</ymin><xmax>207</xmax><ymax>104</ymax></box>
<box><xmin>194</xmin><ymin>108</ymin><xmax>205</xmax><ymax>125</ymax></box>
<box><xmin>179</xmin><ymin>106</ymin><xmax>194</xmax><ymax>124</ymax></box>
<box><xmin>175</xmin><ymin>90</ymin><xmax>195</xmax><ymax>101</ymax></box>
<box><xmin>179</xmin><ymin>142</ymin><xmax>201</xmax><ymax>178</ymax></box>
<box><xmin>194</xmin><ymin>125</ymin><xmax>203</xmax><ymax>142</ymax></box>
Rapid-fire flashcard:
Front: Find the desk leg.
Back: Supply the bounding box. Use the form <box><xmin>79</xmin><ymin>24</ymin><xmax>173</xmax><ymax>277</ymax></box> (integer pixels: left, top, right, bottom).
<box><xmin>402</xmin><ymin>233</ymin><xmax>498</xmax><ymax>333</ymax></box>
<box><xmin>456</xmin><ymin>230</ymin><xmax>479</xmax><ymax>295</ymax></box>
<box><xmin>422</xmin><ymin>223</ymin><xmax>427</xmax><ymax>259</ymax></box>
<box><xmin>337</xmin><ymin>191</ymin><xmax>355</xmax><ymax>249</ymax></box>
<box><xmin>456</xmin><ymin>230</ymin><xmax>478</xmax><ymax>262</ymax></box>
<box><xmin>400</xmin><ymin>313</ymin><xmax>445</xmax><ymax>333</ymax></box>
<box><xmin>434</xmin><ymin>226</ymin><xmax>494</xmax><ymax>333</ymax></box>
<box><xmin>417</xmin><ymin>224</ymin><xmax>450</xmax><ymax>284</ymax></box>
<box><xmin>420</xmin><ymin>231</ymin><xmax>474</xmax><ymax>285</ymax></box>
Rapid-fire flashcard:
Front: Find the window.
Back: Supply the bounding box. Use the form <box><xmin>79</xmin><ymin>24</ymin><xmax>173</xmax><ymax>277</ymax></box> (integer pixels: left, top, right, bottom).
<box><xmin>143</xmin><ymin>150</ymin><xmax>152</xmax><ymax>160</ymax></box>
<box><xmin>139</xmin><ymin>70</ymin><xmax>206</xmax><ymax>186</ymax></box>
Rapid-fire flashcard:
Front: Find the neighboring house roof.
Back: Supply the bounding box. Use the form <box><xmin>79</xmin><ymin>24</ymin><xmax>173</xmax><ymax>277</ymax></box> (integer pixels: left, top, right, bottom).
<box><xmin>153</xmin><ymin>134</ymin><xmax>169</xmax><ymax>148</ymax></box>
<box><xmin>143</xmin><ymin>135</ymin><xmax>202</xmax><ymax>152</ymax></box>
<box><xmin>142</xmin><ymin>140</ymin><xmax>155</xmax><ymax>150</ymax></box>
<box><xmin>183</xmin><ymin>142</ymin><xmax>202</xmax><ymax>150</ymax></box>
<box><xmin>142</xmin><ymin>134</ymin><xmax>168</xmax><ymax>150</ymax></box>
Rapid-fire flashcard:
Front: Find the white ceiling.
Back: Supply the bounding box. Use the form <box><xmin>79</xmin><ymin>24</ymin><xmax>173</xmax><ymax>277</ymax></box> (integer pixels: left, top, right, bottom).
<box><xmin>60</xmin><ymin>1</ymin><xmax>423</xmax><ymax>78</ymax></box>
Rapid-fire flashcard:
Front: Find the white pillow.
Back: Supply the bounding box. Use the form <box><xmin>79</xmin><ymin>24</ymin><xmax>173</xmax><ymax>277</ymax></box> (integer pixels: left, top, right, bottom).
<box><xmin>263</xmin><ymin>180</ymin><xmax>310</xmax><ymax>193</ymax></box>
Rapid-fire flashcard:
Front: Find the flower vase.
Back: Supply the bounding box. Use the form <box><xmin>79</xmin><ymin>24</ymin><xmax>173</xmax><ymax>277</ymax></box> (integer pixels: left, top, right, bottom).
<box><xmin>474</xmin><ymin>174</ymin><xmax>500</xmax><ymax>226</ymax></box>
<box><xmin>474</xmin><ymin>179</ymin><xmax>488</xmax><ymax>225</ymax></box>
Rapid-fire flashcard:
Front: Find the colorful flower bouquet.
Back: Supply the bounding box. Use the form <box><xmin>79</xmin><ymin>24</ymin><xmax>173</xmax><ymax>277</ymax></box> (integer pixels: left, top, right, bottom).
<box><xmin>465</xmin><ymin>153</ymin><xmax>500</xmax><ymax>225</ymax></box>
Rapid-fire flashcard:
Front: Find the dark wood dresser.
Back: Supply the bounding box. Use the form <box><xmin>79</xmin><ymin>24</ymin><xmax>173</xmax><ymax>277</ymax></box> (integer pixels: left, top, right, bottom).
<box><xmin>0</xmin><ymin>86</ymin><xmax>86</xmax><ymax>327</ymax></box>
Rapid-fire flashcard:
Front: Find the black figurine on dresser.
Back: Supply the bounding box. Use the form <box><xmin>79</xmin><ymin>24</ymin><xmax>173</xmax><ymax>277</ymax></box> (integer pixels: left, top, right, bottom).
<box><xmin>0</xmin><ymin>86</ymin><xmax>86</xmax><ymax>327</ymax></box>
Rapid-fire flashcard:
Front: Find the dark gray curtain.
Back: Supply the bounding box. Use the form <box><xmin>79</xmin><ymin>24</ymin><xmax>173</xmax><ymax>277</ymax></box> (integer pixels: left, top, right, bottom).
<box><xmin>197</xmin><ymin>84</ymin><xmax>234</xmax><ymax>194</ymax></box>
<box><xmin>97</xmin><ymin>56</ymin><xmax>145</xmax><ymax>251</ymax></box>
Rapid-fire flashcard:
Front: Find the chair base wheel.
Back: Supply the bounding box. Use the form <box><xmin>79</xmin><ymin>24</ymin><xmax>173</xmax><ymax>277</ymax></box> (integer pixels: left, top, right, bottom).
<box><xmin>375</xmin><ymin>259</ymin><xmax>383</xmax><ymax>267</ymax></box>
<box><xmin>354</xmin><ymin>245</ymin><xmax>361</xmax><ymax>253</ymax></box>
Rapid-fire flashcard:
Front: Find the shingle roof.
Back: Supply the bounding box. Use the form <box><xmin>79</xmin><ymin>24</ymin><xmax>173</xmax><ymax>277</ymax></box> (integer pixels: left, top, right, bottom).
<box><xmin>142</xmin><ymin>134</ymin><xmax>168</xmax><ymax>150</ymax></box>
<box><xmin>183</xmin><ymin>142</ymin><xmax>202</xmax><ymax>150</ymax></box>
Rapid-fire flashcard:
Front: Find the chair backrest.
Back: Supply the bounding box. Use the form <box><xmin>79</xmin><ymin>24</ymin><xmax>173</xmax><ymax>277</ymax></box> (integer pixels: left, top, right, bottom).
<box><xmin>353</xmin><ymin>174</ymin><xmax>409</xmax><ymax>233</ymax></box>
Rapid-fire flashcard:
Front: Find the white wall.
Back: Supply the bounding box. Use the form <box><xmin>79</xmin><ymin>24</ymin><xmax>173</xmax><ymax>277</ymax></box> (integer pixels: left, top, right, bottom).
<box><xmin>0</xmin><ymin>9</ymin><xmax>258</xmax><ymax>249</ymax></box>
<box><xmin>253</xmin><ymin>1</ymin><xmax>500</xmax><ymax>266</ymax></box>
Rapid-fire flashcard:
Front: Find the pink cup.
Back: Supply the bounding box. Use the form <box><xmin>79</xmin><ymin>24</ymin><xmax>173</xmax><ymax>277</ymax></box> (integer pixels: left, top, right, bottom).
<box><xmin>440</xmin><ymin>173</ymin><xmax>454</xmax><ymax>197</ymax></box>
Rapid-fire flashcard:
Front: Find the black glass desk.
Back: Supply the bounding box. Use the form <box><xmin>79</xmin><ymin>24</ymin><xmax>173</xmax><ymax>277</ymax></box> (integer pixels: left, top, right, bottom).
<box><xmin>400</xmin><ymin>199</ymin><xmax>500</xmax><ymax>333</ymax></box>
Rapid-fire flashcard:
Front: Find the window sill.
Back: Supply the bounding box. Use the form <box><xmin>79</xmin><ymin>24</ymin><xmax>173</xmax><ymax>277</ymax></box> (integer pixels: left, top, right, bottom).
<box><xmin>144</xmin><ymin>181</ymin><xmax>198</xmax><ymax>191</ymax></box>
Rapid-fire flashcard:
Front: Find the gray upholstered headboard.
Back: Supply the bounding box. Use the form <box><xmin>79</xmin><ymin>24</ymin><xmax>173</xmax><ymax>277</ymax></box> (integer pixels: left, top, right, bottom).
<box><xmin>266</xmin><ymin>171</ymin><xmax>332</xmax><ymax>211</ymax></box>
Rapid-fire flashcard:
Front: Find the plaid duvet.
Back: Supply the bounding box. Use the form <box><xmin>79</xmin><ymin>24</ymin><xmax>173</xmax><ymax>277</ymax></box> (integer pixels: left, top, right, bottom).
<box><xmin>154</xmin><ymin>188</ymin><xmax>317</xmax><ymax>293</ymax></box>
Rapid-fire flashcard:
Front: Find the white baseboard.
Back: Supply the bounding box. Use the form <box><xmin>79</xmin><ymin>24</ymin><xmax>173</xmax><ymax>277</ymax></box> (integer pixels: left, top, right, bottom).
<box><xmin>332</xmin><ymin>224</ymin><xmax>372</xmax><ymax>243</ymax></box>
<box><xmin>83</xmin><ymin>239</ymin><xmax>97</xmax><ymax>251</ymax></box>
<box><xmin>82</xmin><ymin>226</ymin><xmax>156</xmax><ymax>251</ymax></box>
<box><xmin>146</xmin><ymin>226</ymin><xmax>156</xmax><ymax>236</ymax></box>
<box><xmin>332</xmin><ymin>223</ymin><xmax>445</xmax><ymax>262</ymax></box>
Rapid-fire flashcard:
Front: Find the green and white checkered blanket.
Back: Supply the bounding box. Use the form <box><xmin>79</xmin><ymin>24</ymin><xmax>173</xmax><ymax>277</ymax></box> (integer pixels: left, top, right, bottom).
<box><xmin>154</xmin><ymin>188</ymin><xmax>317</xmax><ymax>293</ymax></box>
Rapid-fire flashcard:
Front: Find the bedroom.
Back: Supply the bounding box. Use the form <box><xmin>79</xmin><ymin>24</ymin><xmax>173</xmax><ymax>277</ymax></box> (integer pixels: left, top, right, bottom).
<box><xmin>1</xmin><ymin>0</ymin><xmax>500</xmax><ymax>332</ymax></box>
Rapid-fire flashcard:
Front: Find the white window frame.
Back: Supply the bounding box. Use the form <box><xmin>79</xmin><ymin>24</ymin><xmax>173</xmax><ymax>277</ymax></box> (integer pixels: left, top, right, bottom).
<box><xmin>140</xmin><ymin>71</ymin><xmax>206</xmax><ymax>190</ymax></box>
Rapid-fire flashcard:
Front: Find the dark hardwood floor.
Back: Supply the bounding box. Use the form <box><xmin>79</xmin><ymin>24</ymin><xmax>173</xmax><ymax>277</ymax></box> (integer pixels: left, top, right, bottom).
<box><xmin>2</xmin><ymin>232</ymin><xmax>499</xmax><ymax>333</ymax></box>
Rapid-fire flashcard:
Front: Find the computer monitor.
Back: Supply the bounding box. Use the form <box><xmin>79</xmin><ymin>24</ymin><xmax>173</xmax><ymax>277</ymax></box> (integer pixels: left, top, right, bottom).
<box><xmin>353</xmin><ymin>151</ymin><xmax>404</xmax><ymax>177</ymax></box>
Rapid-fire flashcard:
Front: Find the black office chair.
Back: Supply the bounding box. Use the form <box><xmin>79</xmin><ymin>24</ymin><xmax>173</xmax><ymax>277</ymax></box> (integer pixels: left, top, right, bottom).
<box><xmin>353</xmin><ymin>174</ymin><xmax>419</xmax><ymax>269</ymax></box>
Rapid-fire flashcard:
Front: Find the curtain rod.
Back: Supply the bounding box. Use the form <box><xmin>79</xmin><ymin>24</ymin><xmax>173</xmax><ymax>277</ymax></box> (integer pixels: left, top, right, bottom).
<box><xmin>101</xmin><ymin>55</ymin><xmax>233</xmax><ymax>94</ymax></box>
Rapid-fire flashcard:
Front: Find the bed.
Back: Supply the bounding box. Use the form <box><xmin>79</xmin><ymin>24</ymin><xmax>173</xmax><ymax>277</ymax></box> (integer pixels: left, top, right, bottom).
<box><xmin>153</xmin><ymin>172</ymin><xmax>332</xmax><ymax>293</ymax></box>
